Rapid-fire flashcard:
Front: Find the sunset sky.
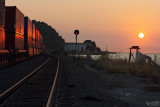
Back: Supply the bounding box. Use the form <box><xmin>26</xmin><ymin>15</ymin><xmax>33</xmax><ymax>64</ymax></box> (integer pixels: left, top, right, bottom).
<box><xmin>6</xmin><ymin>0</ymin><xmax>160</xmax><ymax>53</ymax></box>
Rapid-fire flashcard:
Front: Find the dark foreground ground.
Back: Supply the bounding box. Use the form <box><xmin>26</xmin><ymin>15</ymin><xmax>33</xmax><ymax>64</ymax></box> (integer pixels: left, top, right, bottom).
<box><xmin>57</xmin><ymin>57</ymin><xmax>137</xmax><ymax>107</ymax></box>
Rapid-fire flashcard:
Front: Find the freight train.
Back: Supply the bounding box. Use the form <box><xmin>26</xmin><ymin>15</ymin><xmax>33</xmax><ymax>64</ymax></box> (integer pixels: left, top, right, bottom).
<box><xmin>0</xmin><ymin>0</ymin><xmax>45</xmax><ymax>64</ymax></box>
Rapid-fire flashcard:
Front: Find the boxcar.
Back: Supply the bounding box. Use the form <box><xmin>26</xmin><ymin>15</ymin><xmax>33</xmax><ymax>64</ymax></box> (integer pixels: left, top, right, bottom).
<box><xmin>5</xmin><ymin>6</ymin><xmax>25</xmax><ymax>51</ymax></box>
<box><xmin>0</xmin><ymin>0</ymin><xmax>8</xmax><ymax>64</ymax></box>
<box><xmin>0</xmin><ymin>0</ymin><xmax>5</xmax><ymax>49</ymax></box>
<box><xmin>32</xmin><ymin>23</ymin><xmax>36</xmax><ymax>55</ymax></box>
<box><xmin>35</xmin><ymin>29</ymin><xmax>39</xmax><ymax>54</ymax></box>
<box><xmin>24</xmin><ymin>17</ymin><xmax>33</xmax><ymax>56</ymax></box>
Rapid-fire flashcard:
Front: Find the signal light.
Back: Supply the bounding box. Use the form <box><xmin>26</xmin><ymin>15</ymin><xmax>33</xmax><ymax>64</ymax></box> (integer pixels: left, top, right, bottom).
<box><xmin>74</xmin><ymin>30</ymin><xmax>79</xmax><ymax>35</ymax></box>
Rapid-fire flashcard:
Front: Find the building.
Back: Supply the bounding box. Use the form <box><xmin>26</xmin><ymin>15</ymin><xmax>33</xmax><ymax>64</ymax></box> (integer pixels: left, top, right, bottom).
<box><xmin>65</xmin><ymin>43</ymin><xmax>89</xmax><ymax>52</ymax></box>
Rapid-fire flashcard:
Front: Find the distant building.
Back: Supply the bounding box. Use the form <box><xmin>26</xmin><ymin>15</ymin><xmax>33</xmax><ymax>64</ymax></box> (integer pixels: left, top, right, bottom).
<box><xmin>65</xmin><ymin>43</ymin><xmax>89</xmax><ymax>52</ymax></box>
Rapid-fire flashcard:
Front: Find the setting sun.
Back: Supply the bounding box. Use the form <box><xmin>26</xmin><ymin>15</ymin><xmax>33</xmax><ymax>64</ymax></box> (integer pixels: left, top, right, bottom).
<box><xmin>139</xmin><ymin>33</ymin><xmax>144</xmax><ymax>38</ymax></box>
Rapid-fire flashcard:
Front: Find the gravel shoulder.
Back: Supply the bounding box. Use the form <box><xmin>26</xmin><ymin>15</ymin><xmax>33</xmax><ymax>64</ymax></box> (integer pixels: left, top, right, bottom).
<box><xmin>57</xmin><ymin>57</ymin><xmax>138</xmax><ymax>107</ymax></box>
<box><xmin>84</xmin><ymin>63</ymin><xmax>160</xmax><ymax>107</ymax></box>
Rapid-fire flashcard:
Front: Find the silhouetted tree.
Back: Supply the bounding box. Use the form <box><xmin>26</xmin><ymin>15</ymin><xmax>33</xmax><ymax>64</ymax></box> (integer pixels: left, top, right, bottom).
<box><xmin>84</xmin><ymin>40</ymin><xmax>92</xmax><ymax>43</ymax></box>
<box><xmin>32</xmin><ymin>20</ymin><xmax>65</xmax><ymax>53</ymax></box>
<box><xmin>96</xmin><ymin>47</ymin><xmax>101</xmax><ymax>52</ymax></box>
<box><xmin>84</xmin><ymin>40</ymin><xmax>97</xmax><ymax>52</ymax></box>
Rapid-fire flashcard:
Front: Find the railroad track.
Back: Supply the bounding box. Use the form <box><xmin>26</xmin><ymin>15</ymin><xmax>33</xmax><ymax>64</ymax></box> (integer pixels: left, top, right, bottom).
<box><xmin>0</xmin><ymin>57</ymin><xmax>60</xmax><ymax>107</ymax></box>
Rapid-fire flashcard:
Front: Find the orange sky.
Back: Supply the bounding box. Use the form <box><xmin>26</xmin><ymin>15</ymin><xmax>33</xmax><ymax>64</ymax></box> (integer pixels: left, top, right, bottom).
<box><xmin>6</xmin><ymin>0</ymin><xmax>160</xmax><ymax>53</ymax></box>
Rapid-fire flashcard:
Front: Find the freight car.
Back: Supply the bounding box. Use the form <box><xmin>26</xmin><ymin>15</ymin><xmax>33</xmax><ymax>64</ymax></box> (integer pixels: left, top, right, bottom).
<box><xmin>0</xmin><ymin>4</ymin><xmax>45</xmax><ymax>64</ymax></box>
<box><xmin>5</xmin><ymin>6</ymin><xmax>25</xmax><ymax>51</ymax></box>
<box><xmin>0</xmin><ymin>0</ymin><xmax>5</xmax><ymax>50</ymax></box>
<box><xmin>0</xmin><ymin>0</ymin><xmax>8</xmax><ymax>64</ymax></box>
<box><xmin>5</xmin><ymin>6</ymin><xmax>26</xmax><ymax>61</ymax></box>
<box><xmin>35</xmin><ymin>29</ymin><xmax>40</xmax><ymax>54</ymax></box>
<box><xmin>32</xmin><ymin>23</ymin><xmax>36</xmax><ymax>55</ymax></box>
<box><xmin>24</xmin><ymin>17</ymin><xmax>33</xmax><ymax>56</ymax></box>
<box><xmin>33</xmin><ymin>25</ymin><xmax>44</xmax><ymax>55</ymax></box>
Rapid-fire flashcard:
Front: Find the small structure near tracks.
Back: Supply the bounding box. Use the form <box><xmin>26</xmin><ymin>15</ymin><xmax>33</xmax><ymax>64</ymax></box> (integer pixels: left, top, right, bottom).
<box><xmin>129</xmin><ymin>46</ymin><xmax>140</xmax><ymax>62</ymax></box>
<box><xmin>129</xmin><ymin>46</ymin><xmax>156</xmax><ymax>66</ymax></box>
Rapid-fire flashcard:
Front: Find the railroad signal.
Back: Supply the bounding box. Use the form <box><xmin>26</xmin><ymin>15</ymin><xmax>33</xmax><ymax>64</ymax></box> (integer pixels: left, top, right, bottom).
<box><xmin>74</xmin><ymin>30</ymin><xmax>79</xmax><ymax>35</ymax></box>
<box><xmin>74</xmin><ymin>29</ymin><xmax>80</xmax><ymax>43</ymax></box>
<box><xmin>73</xmin><ymin>30</ymin><xmax>80</xmax><ymax>62</ymax></box>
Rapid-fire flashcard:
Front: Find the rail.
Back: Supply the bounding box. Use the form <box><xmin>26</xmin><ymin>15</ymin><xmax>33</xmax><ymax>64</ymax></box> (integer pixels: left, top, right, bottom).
<box><xmin>0</xmin><ymin>57</ymin><xmax>51</xmax><ymax>102</ymax></box>
<box><xmin>46</xmin><ymin>57</ymin><xmax>60</xmax><ymax>107</ymax></box>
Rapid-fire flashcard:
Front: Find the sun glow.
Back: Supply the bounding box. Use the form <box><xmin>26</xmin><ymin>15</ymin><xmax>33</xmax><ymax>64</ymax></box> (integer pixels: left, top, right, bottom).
<box><xmin>139</xmin><ymin>33</ymin><xmax>144</xmax><ymax>38</ymax></box>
